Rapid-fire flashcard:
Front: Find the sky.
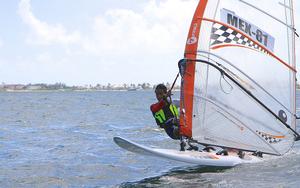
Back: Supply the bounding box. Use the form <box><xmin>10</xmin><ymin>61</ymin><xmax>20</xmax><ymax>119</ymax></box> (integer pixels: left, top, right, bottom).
<box><xmin>0</xmin><ymin>0</ymin><xmax>299</xmax><ymax>86</ymax></box>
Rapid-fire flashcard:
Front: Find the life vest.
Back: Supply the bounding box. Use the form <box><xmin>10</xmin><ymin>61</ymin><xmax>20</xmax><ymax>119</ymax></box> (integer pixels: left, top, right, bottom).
<box><xmin>154</xmin><ymin>104</ymin><xmax>179</xmax><ymax>124</ymax></box>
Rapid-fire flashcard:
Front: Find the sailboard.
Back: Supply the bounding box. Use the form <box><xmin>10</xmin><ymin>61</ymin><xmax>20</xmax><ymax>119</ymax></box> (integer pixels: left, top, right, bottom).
<box><xmin>114</xmin><ymin>136</ymin><xmax>261</xmax><ymax>167</ymax></box>
<box><xmin>114</xmin><ymin>0</ymin><xmax>299</xmax><ymax>166</ymax></box>
<box><xmin>178</xmin><ymin>0</ymin><xmax>299</xmax><ymax>156</ymax></box>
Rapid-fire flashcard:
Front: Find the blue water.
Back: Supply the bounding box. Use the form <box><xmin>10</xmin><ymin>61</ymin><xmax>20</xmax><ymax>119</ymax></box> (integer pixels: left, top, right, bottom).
<box><xmin>0</xmin><ymin>90</ymin><xmax>299</xmax><ymax>187</ymax></box>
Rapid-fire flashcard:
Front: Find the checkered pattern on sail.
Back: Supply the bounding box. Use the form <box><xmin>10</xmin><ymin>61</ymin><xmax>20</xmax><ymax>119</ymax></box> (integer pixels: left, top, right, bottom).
<box><xmin>256</xmin><ymin>131</ymin><xmax>282</xmax><ymax>144</ymax></box>
<box><xmin>210</xmin><ymin>23</ymin><xmax>268</xmax><ymax>54</ymax></box>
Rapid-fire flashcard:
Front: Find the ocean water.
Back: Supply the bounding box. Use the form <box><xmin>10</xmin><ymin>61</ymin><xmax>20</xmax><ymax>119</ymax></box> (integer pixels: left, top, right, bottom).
<box><xmin>0</xmin><ymin>90</ymin><xmax>299</xmax><ymax>187</ymax></box>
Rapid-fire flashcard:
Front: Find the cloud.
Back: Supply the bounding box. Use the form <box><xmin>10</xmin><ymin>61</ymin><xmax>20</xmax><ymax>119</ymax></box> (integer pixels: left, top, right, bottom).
<box><xmin>82</xmin><ymin>0</ymin><xmax>197</xmax><ymax>57</ymax></box>
<box><xmin>18</xmin><ymin>0</ymin><xmax>81</xmax><ymax>45</ymax></box>
<box><xmin>15</xmin><ymin>0</ymin><xmax>298</xmax><ymax>85</ymax></box>
<box><xmin>17</xmin><ymin>0</ymin><xmax>196</xmax><ymax>58</ymax></box>
<box><xmin>75</xmin><ymin>0</ymin><xmax>199</xmax><ymax>84</ymax></box>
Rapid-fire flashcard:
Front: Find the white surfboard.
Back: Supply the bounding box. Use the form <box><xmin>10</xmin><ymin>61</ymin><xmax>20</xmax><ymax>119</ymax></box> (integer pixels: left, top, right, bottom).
<box><xmin>113</xmin><ymin>137</ymin><xmax>262</xmax><ymax>167</ymax></box>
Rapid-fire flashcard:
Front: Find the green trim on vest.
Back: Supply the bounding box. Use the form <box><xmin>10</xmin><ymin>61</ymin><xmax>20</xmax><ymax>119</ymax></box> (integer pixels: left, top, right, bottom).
<box><xmin>169</xmin><ymin>104</ymin><xmax>179</xmax><ymax>118</ymax></box>
<box><xmin>154</xmin><ymin>109</ymin><xmax>166</xmax><ymax>124</ymax></box>
<box><xmin>154</xmin><ymin>104</ymin><xmax>179</xmax><ymax>124</ymax></box>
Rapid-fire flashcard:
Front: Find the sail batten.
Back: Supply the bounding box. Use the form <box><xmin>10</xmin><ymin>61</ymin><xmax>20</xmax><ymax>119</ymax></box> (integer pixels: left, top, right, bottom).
<box><xmin>180</xmin><ymin>0</ymin><xmax>297</xmax><ymax>155</ymax></box>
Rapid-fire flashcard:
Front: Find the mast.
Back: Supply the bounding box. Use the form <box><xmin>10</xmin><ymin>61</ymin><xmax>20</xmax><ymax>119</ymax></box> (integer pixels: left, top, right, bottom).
<box><xmin>180</xmin><ymin>0</ymin><xmax>208</xmax><ymax>138</ymax></box>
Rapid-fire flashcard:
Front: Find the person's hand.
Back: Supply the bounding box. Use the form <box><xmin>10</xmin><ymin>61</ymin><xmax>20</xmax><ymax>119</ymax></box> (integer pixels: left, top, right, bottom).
<box><xmin>166</xmin><ymin>90</ymin><xmax>172</xmax><ymax>97</ymax></box>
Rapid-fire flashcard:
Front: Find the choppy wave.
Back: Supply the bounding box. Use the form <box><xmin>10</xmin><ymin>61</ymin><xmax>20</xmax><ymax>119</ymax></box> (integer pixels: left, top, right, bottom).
<box><xmin>0</xmin><ymin>91</ymin><xmax>299</xmax><ymax>187</ymax></box>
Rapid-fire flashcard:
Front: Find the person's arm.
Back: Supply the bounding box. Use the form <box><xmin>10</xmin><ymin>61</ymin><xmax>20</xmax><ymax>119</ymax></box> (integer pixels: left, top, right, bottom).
<box><xmin>150</xmin><ymin>100</ymin><xmax>165</xmax><ymax>113</ymax></box>
<box><xmin>150</xmin><ymin>100</ymin><xmax>165</xmax><ymax>128</ymax></box>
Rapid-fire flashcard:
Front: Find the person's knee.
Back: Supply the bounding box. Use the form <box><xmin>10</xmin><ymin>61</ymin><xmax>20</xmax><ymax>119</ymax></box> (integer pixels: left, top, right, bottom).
<box><xmin>172</xmin><ymin>127</ymin><xmax>180</xmax><ymax>140</ymax></box>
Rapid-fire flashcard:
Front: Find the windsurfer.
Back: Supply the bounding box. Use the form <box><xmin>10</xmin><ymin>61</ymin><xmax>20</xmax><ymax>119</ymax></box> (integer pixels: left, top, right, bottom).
<box><xmin>150</xmin><ymin>84</ymin><xmax>180</xmax><ymax>140</ymax></box>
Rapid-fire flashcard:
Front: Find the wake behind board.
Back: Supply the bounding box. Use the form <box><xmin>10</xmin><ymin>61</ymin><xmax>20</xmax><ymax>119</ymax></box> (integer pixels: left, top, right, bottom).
<box><xmin>113</xmin><ymin>137</ymin><xmax>262</xmax><ymax>167</ymax></box>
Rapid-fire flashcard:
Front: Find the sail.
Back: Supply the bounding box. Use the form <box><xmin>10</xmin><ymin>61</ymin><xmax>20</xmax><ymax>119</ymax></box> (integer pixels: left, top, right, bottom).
<box><xmin>179</xmin><ymin>0</ymin><xmax>297</xmax><ymax>155</ymax></box>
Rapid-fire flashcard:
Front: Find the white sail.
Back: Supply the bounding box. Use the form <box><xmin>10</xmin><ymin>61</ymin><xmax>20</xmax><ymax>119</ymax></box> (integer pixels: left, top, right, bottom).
<box><xmin>180</xmin><ymin>0</ymin><xmax>297</xmax><ymax>155</ymax></box>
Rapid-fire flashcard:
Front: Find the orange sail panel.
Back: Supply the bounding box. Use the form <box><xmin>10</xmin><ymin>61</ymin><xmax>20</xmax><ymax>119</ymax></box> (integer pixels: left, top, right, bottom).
<box><xmin>180</xmin><ymin>0</ymin><xmax>208</xmax><ymax>138</ymax></box>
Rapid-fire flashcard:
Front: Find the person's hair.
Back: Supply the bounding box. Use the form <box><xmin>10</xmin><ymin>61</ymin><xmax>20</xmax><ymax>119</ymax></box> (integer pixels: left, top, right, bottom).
<box><xmin>155</xmin><ymin>84</ymin><xmax>167</xmax><ymax>93</ymax></box>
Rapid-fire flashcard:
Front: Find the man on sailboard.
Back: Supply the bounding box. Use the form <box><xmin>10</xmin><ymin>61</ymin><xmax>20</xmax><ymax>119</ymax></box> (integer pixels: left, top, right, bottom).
<box><xmin>150</xmin><ymin>84</ymin><xmax>180</xmax><ymax>140</ymax></box>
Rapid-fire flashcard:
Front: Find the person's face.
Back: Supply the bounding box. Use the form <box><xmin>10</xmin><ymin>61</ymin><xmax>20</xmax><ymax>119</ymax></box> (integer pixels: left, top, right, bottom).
<box><xmin>155</xmin><ymin>89</ymin><xmax>167</xmax><ymax>101</ymax></box>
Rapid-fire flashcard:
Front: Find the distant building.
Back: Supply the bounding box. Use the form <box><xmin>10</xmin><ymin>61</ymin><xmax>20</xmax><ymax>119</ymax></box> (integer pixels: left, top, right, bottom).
<box><xmin>4</xmin><ymin>84</ymin><xmax>25</xmax><ymax>90</ymax></box>
<box><xmin>26</xmin><ymin>85</ymin><xmax>42</xmax><ymax>90</ymax></box>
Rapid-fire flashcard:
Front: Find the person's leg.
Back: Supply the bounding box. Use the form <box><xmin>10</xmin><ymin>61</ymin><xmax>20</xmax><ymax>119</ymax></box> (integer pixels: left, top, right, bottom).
<box><xmin>164</xmin><ymin>125</ymin><xmax>180</xmax><ymax>140</ymax></box>
<box><xmin>172</xmin><ymin>126</ymin><xmax>180</xmax><ymax>139</ymax></box>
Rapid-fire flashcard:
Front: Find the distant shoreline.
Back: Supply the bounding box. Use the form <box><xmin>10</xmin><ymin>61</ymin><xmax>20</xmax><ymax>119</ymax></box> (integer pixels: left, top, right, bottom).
<box><xmin>0</xmin><ymin>83</ymin><xmax>298</xmax><ymax>92</ymax></box>
<box><xmin>0</xmin><ymin>88</ymin><xmax>296</xmax><ymax>93</ymax></box>
<box><xmin>0</xmin><ymin>83</ymin><xmax>180</xmax><ymax>92</ymax></box>
<box><xmin>0</xmin><ymin>89</ymin><xmax>156</xmax><ymax>93</ymax></box>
